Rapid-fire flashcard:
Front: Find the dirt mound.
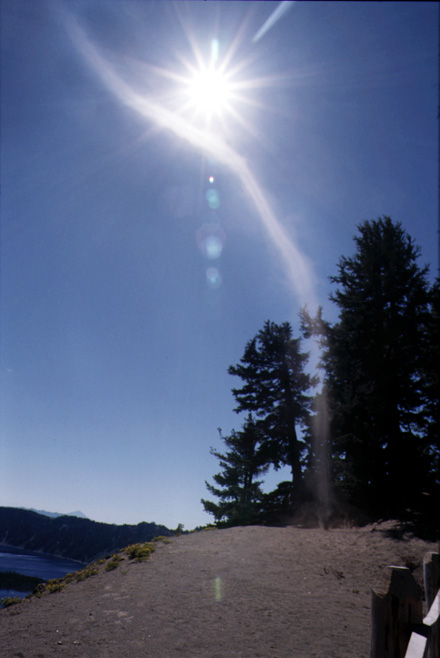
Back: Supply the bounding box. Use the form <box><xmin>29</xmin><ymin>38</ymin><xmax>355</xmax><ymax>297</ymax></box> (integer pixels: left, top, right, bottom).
<box><xmin>1</xmin><ymin>523</ymin><xmax>437</xmax><ymax>657</ymax></box>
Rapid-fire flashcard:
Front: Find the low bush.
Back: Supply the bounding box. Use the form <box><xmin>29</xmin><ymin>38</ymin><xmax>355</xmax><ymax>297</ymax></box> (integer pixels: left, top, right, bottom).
<box><xmin>1</xmin><ymin>596</ymin><xmax>21</xmax><ymax>608</ymax></box>
<box><xmin>105</xmin><ymin>555</ymin><xmax>122</xmax><ymax>571</ymax></box>
<box><xmin>152</xmin><ymin>535</ymin><xmax>171</xmax><ymax>544</ymax></box>
<box><xmin>46</xmin><ymin>579</ymin><xmax>65</xmax><ymax>594</ymax></box>
<box><xmin>124</xmin><ymin>542</ymin><xmax>155</xmax><ymax>561</ymax></box>
<box><xmin>75</xmin><ymin>566</ymin><xmax>99</xmax><ymax>582</ymax></box>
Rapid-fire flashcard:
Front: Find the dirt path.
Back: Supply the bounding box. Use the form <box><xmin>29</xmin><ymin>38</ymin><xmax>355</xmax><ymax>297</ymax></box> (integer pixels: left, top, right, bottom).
<box><xmin>1</xmin><ymin>523</ymin><xmax>437</xmax><ymax>657</ymax></box>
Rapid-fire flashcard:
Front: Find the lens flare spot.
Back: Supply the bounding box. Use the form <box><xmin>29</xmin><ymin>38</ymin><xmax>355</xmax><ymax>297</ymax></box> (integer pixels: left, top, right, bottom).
<box><xmin>206</xmin><ymin>188</ymin><xmax>220</xmax><ymax>209</ymax></box>
<box><xmin>214</xmin><ymin>576</ymin><xmax>222</xmax><ymax>602</ymax></box>
<box><xmin>206</xmin><ymin>267</ymin><xmax>222</xmax><ymax>289</ymax></box>
<box><xmin>211</xmin><ymin>39</ymin><xmax>220</xmax><ymax>64</ymax></box>
<box><xmin>206</xmin><ymin>235</ymin><xmax>223</xmax><ymax>259</ymax></box>
<box><xmin>197</xmin><ymin>224</ymin><xmax>226</xmax><ymax>259</ymax></box>
<box><xmin>209</xmin><ymin>176</ymin><xmax>215</xmax><ymax>184</ymax></box>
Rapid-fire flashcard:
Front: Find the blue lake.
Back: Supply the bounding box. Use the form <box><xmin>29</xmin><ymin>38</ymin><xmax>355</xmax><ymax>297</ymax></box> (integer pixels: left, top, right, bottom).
<box><xmin>0</xmin><ymin>545</ymin><xmax>86</xmax><ymax>604</ymax></box>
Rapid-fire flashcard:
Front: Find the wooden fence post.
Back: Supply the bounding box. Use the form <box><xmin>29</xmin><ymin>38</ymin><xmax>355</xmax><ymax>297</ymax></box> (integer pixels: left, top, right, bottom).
<box><xmin>424</xmin><ymin>553</ymin><xmax>440</xmax><ymax>612</ymax></box>
<box><xmin>370</xmin><ymin>566</ymin><xmax>424</xmax><ymax>658</ymax></box>
<box><xmin>424</xmin><ymin>590</ymin><xmax>440</xmax><ymax>658</ymax></box>
<box><xmin>424</xmin><ymin>552</ymin><xmax>440</xmax><ymax>658</ymax></box>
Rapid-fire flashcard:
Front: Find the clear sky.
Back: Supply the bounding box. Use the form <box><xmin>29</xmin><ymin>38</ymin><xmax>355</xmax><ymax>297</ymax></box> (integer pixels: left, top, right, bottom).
<box><xmin>1</xmin><ymin>1</ymin><xmax>438</xmax><ymax>531</ymax></box>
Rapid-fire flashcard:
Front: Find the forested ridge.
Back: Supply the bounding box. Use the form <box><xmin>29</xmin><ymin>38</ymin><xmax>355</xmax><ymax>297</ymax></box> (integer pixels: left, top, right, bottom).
<box><xmin>202</xmin><ymin>217</ymin><xmax>439</xmax><ymax>533</ymax></box>
<box><xmin>0</xmin><ymin>507</ymin><xmax>173</xmax><ymax>562</ymax></box>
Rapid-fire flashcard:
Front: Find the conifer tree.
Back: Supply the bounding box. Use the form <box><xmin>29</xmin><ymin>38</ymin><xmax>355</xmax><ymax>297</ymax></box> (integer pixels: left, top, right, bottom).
<box><xmin>228</xmin><ymin>320</ymin><xmax>317</xmax><ymax>507</ymax></box>
<box><xmin>201</xmin><ymin>417</ymin><xmax>268</xmax><ymax>526</ymax></box>
<box><xmin>421</xmin><ymin>279</ymin><xmax>440</xmax><ymax>493</ymax></box>
<box><xmin>323</xmin><ymin>217</ymin><xmax>431</xmax><ymax>515</ymax></box>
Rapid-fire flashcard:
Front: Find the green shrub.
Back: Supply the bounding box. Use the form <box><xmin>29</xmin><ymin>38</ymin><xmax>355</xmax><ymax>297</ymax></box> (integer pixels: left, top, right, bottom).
<box><xmin>75</xmin><ymin>566</ymin><xmax>99</xmax><ymax>582</ymax></box>
<box><xmin>124</xmin><ymin>542</ymin><xmax>155</xmax><ymax>561</ymax></box>
<box><xmin>105</xmin><ymin>555</ymin><xmax>122</xmax><ymax>571</ymax></box>
<box><xmin>1</xmin><ymin>596</ymin><xmax>21</xmax><ymax>608</ymax></box>
<box><xmin>34</xmin><ymin>583</ymin><xmax>47</xmax><ymax>598</ymax></box>
<box><xmin>46</xmin><ymin>579</ymin><xmax>65</xmax><ymax>594</ymax></box>
<box><xmin>152</xmin><ymin>535</ymin><xmax>171</xmax><ymax>544</ymax></box>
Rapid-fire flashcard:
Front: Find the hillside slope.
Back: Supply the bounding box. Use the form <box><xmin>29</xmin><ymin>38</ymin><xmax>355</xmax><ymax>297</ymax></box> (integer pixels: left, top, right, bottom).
<box><xmin>0</xmin><ymin>507</ymin><xmax>173</xmax><ymax>562</ymax></box>
<box><xmin>1</xmin><ymin>522</ymin><xmax>437</xmax><ymax>658</ymax></box>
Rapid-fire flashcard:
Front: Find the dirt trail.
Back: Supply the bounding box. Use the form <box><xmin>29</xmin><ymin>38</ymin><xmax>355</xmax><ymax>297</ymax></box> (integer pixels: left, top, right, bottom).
<box><xmin>1</xmin><ymin>523</ymin><xmax>437</xmax><ymax>658</ymax></box>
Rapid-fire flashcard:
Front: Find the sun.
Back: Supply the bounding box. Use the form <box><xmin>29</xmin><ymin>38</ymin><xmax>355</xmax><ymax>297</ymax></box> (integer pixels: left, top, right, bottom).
<box><xmin>172</xmin><ymin>36</ymin><xmax>250</xmax><ymax>131</ymax></box>
<box><xmin>185</xmin><ymin>65</ymin><xmax>233</xmax><ymax>119</ymax></box>
<box><xmin>171</xmin><ymin>35</ymin><xmax>281</xmax><ymax>144</ymax></box>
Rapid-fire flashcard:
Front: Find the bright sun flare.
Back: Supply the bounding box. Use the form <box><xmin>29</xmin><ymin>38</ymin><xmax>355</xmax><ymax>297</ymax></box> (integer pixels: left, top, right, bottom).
<box><xmin>186</xmin><ymin>66</ymin><xmax>232</xmax><ymax>118</ymax></box>
<box><xmin>173</xmin><ymin>36</ymin><xmax>245</xmax><ymax>129</ymax></box>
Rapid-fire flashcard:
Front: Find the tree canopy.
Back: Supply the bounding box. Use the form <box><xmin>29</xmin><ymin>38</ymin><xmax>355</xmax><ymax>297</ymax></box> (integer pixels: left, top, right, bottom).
<box><xmin>203</xmin><ymin>217</ymin><xmax>439</xmax><ymax>530</ymax></box>
<box><xmin>303</xmin><ymin>217</ymin><xmax>437</xmax><ymax>519</ymax></box>
<box><xmin>201</xmin><ymin>416</ymin><xmax>268</xmax><ymax>526</ymax></box>
<box><xmin>228</xmin><ymin>320</ymin><xmax>317</xmax><ymax>499</ymax></box>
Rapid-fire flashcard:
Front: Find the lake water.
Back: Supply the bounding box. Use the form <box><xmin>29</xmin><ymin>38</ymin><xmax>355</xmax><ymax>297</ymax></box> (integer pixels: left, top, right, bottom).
<box><xmin>0</xmin><ymin>544</ymin><xmax>86</xmax><ymax>604</ymax></box>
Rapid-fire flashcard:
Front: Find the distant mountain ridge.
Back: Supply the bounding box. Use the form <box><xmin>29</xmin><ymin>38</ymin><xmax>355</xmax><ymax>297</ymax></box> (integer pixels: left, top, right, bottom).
<box><xmin>0</xmin><ymin>507</ymin><xmax>173</xmax><ymax>563</ymax></box>
<box><xmin>25</xmin><ymin>508</ymin><xmax>88</xmax><ymax>519</ymax></box>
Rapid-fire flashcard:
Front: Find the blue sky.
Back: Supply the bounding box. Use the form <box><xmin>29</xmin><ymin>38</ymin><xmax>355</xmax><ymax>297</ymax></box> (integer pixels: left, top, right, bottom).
<box><xmin>1</xmin><ymin>1</ymin><xmax>438</xmax><ymax>530</ymax></box>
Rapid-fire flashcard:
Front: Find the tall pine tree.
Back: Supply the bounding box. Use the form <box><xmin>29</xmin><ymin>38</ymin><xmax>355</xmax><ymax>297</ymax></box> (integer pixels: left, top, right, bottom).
<box><xmin>324</xmin><ymin>217</ymin><xmax>431</xmax><ymax>515</ymax></box>
<box><xmin>421</xmin><ymin>279</ymin><xmax>440</xmax><ymax>496</ymax></box>
<box><xmin>228</xmin><ymin>320</ymin><xmax>317</xmax><ymax>509</ymax></box>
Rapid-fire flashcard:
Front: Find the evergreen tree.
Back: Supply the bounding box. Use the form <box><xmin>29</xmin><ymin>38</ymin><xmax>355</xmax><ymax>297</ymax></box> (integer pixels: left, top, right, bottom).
<box><xmin>421</xmin><ymin>279</ymin><xmax>440</xmax><ymax>492</ymax></box>
<box><xmin>228</xmin><ymin>320</ymin><xmax>317</xmax><ymax>508</ymax></box>
<box><xmin>323</xmin><ymin>217</ymin><xmax>431</xmax><ymax>515</ymax></box>
<box><xmin>202</xmin><ymin>417</ymin><xmax>268</xmax><ymax>526</ymax></box>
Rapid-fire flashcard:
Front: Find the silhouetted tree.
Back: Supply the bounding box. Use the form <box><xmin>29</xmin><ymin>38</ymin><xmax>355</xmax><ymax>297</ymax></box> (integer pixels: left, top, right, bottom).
<box><xmin>421</xmin><ymin>279</ymin><xmax>440</xmax><ymax>492</ymax></box>
<box><xmin>321</xmin><ymin>217</ymin><xmax>431</xmax><ymax>516</ymax></box>
<box><xmin>202</xmin><ymin>416</ymin><xmax>268</xmax><ymax>526</ymax></box>
<box><xmin>228</xmin><ymin>320</ymin><xmax>317</xmax><ymax>510</ymax></box>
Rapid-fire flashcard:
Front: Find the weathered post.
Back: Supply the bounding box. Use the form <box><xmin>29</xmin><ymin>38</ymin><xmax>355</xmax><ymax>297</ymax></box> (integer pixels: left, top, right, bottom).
<box><xmin>424</xmin><ymin>590</ymin><xmax>440</xmax><ymax>658</ymax></box>
<box><xmin>424</xmin><ymin>552</ymin><xmax>440</xmax><ymax>658</ymax></box>
<box><xmin>370</xmin><ymin>566</ymin><xmax>423</xmax><ymax>658</ymax></box>
<box><xmin>424</xmin><ymin>553</ymin><xmax>440</xmax><ymax>612</ymax></box>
